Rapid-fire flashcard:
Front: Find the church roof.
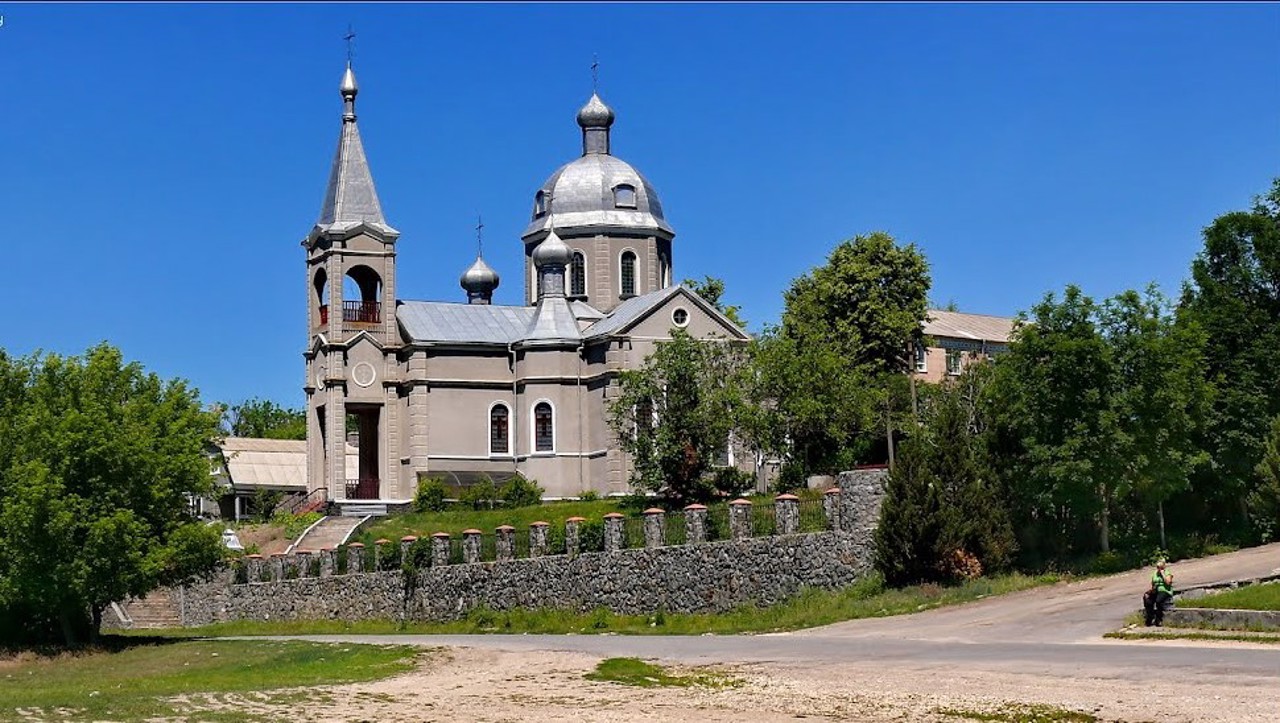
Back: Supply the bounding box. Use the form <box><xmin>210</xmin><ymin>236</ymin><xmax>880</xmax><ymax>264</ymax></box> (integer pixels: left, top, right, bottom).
<box><xmin>581</xmin><ymin>286</ymin><xmax>682</xmax><ymax>339</ymax></box>
<box><xmin>312</xmin><ymin>64</ymin><xmax>398</xmax><ymax>239</ymax></box>
<box><xmin>398</xmin><ymin>301</ymin><xmax>535</xmax><ymax>345</ymax></box>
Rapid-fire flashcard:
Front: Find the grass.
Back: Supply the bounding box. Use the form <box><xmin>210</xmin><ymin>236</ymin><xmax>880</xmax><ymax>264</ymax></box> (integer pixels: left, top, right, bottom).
<box><xmin>935</xmin><ymin>703</ymin><xmax>1102</xmax><ymax>722</ymax></box>
<box><xmin>1105</xmin><ymin>629</ymin><xmax>1280</xmax><ymax>644</ymax></box>
<box><xmin>0</xmin><ymin>637</ymin><xmax>417</xmax><ymax>721</ymax></box>
<box><xmin>361</xmin><ymin>498</ymin><xmax>623</xmax><ymax>541</ymax></box>
<box><xmin>1178</xmin><ymin>581</ymin><xmax>1280</xmax><ymax>611</ymax></box>
<box><xmin>584</xmin><ymin>657</ymin><xmax>740</xmax><ymax>688</ymax></box>
<box><xmin>129</xmin><ymin>571</ymin><xmax>1061</xmax><ymax>638</ymax></box>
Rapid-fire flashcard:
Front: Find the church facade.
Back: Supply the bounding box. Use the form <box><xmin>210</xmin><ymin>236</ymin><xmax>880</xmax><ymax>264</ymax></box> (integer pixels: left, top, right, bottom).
<box><xmin>302</xmin><ymin>63</ymin><xmax>749</xmax><ymax>504</ymax></box>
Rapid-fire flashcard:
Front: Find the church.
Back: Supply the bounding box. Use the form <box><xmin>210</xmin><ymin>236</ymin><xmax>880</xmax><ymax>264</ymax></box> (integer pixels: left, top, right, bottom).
<box><xmin>302</xmin><ymin>62</ymin><xmax>750</xmax><ymax>509</ymax></box>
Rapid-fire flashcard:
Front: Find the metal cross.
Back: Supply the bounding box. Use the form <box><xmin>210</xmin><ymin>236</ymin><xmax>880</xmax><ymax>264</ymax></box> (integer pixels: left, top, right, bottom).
<box><xmin>591</xmin><ymin>54</ymin><xmax>599</xmax><ymax>92</ymax></box>
<box><xmin>476</xmin><ymin>215</ymin><xmax>484</xmax><ymax>256</ymax></box>
<box><xmin>344</xmin><ymin>25</ymin><xmax>357</xmax><ymax>64</ymax></box>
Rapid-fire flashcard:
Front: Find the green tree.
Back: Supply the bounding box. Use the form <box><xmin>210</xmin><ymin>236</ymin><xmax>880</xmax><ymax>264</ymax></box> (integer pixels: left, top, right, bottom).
<box><xmin>222</xmin><ymin>397</ymin><xmax>307</xmax><ymax>440</ymax></box>
<box><xmin>0</xmin><ymin>343</ymin><xmax>224</xmax><ymax>645</ymax></box>
<box><xmin>1252</xmin><ymin>415</ymin><xmax>1280</xmax><ymax>541</ymax></box>
<box><xmin>874</xmin><ymin>436</ymin><xmax>942</xmax><ymax>586</ymax></box>
<box><xmin>749</xmin><ymin>232</ymin><xmax>931</xmax><ymax>478</ymax></box>
<box><xmin>1098</xmin><ymin>286</ymin><xmax>1212</xmax><ymax>549</ymax></box>
<box><xmin>608</xmin><ymin>329</ymin><xmax>749</xmax><ymax>505</ymax></box>
<box><xmin>682</xmin><ymin>275</ymin><xmax>747</xmax><ymax>328</ymax></box>
<box><xmin>1178</xmin><ymin>179</ymin><xmax>1280</xmax><ymax>536</ymax></box>
<box><xmin>988</xmin><ymin>286</ymin><xmax>1118</xmax><ymax>560</ymax></box>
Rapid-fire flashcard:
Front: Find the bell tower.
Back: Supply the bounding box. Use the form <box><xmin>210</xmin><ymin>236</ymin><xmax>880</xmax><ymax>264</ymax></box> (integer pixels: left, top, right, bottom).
<box><xmin>303</xmin><ymin>60</ymin><xmax>403</xmax><ymax>504</ymax></box>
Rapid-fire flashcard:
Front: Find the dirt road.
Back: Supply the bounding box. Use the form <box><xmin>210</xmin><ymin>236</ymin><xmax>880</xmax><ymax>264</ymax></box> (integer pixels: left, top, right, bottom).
<box><xmin>223</xmin><ymin>543</ymin><xmax>1280</xmax><ymax>722</ymax></box>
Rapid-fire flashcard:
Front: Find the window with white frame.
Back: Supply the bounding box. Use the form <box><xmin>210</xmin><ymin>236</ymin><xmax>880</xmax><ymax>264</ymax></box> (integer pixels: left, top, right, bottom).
<box><xmin>945</xmin><ymin>349</ymin><xmax>964</xmax><ymax>376</ymax></box>
<box><xmin>620</xmin><ymin>251</ymin><xmax>637</xmax><ymax>297</ymax></box>
<box><xmin>613</xmin><ymin>184</ymin><xmax>637</xmax><ymax>208</ymax></box>
<box><xmin>570</xmin><ymin>252</ymin><xmax>586</xmax><ymax>297</ymax></box>
<box><xmin>533</xmin><ymin>402</ymin><xmax>554</xmax><ymax>452</ymax></box>
<box><xmin>489</xmin><ymin>404</ymin><xmax>510</xmax><ymax>455</ymax></box>
<box><xmin>914</xmin><ymin>343</ymin><xmax>928</xmax><ymax>373</ymax></box>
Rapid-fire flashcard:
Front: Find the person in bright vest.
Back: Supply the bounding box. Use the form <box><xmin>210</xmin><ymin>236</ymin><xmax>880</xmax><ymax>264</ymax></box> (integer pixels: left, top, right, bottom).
<box><xmin>1143</xmin><ymin>559</ymin><xmax>1175</xmax><ymax>626</ymax></box>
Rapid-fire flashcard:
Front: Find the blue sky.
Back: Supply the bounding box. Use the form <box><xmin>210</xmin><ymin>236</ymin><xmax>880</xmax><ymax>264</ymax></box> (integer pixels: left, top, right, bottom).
<box><xmin>1</xmin><ymin>4</ymin><xmax>1277</xmax><ymax>409</ymax></box>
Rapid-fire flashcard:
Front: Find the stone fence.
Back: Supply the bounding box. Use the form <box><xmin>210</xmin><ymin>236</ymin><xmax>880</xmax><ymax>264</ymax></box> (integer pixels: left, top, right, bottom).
<box><xmin>180</xmin><ymin>474</ymin><xmax>887</xmax><ymax>626</ymax></box>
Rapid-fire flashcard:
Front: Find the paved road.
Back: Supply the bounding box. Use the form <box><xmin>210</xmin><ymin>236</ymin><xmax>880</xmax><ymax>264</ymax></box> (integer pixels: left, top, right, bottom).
<box><xmin>273</xmin><ymin>542</ymin><xmax>1280</xmax><ymax>681</ymax></box>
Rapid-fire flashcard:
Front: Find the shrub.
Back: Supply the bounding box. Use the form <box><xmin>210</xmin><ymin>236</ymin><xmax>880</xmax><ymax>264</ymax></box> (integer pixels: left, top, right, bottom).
<box><xmin>414</xmin><ymin>477</ymin><xmax>449</xmax><ymax>513</ymax></box>
<box><xmin>579</xmin><ymin>489</ymin><xmax>601</xmax><ymax>502</ymax></box>
<box><xmin>1089</xmin><ymin>550</ymin><xmax>1130</xmax><ymax>575</ymax></box>
<box><xmin>499</xmin><ymin>475</ymin><xmax>544</xmax><ymax>509</ymax></box>
<box><xmin>940</xmin><ymin>548</ymin><xmax>984</xmax><ymax>582</ymax></box>
<box><xmin>461</xmin><ymin>477</ymin><xmax>499</xmax><ymax>510</ymax></box>
<box><xmin>710</xmin><ymin>467</ymin><xmax>754</xmax><ymax>497</ymax></box>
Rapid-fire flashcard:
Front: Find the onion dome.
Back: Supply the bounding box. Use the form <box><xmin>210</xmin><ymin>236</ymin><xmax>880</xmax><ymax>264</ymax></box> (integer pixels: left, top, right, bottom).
<box><xmin>532</xmin><ymin>228</ymin><xmax>573</xmax><ymax>268</ymax></box>
<box><xmin>340</xmin><ymin>64</ymin><xmax>359</xmax><ymax>98</ymax></box>
<box><xmin>576</xmin><ymin>92</ymin><xmax>615</xmax><ymax>129</ymax></box>
<box><xmin>460</xmin><ymin>255</ymin><xmax>500</xmax><ymax>296</ymax></box>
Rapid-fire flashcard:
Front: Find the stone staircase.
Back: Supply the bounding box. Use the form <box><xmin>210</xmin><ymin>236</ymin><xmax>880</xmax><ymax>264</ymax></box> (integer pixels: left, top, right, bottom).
<box><xmin>291</xmin><ymin>515</ymin><xmax>369</xmax><ymax>551</ymax></box>
<box><xmin>333</xmin><ymin>501</ymin><xmax>389</xmax><ymax>517</ymax></box>
<box><xmin>119</xmin><ymin>589</ymin><xmax>182</xmax><ymax>629</ymax></box>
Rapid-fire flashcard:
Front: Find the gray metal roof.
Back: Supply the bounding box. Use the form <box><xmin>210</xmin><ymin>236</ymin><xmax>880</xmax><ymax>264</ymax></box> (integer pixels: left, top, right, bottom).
<box><xmin>583</xmin><ymin>286</ymin><xmax>683</xmax><ymax>339</ymax></box>
<box><xmin>314</xmin><ymin>65</ymin><xmax>398</xmax><ymax>238</ymax></box>
<box><xmin>923</xmin><ymin>309</ymin><xmax>1016</xmax><ymax>344</ymax></box>
<box><xmin>523</xmin><ymin>297</ymin><xmax>583</xmax><ymax>345</ymax></box>
<box><xmin>399</xmin><ymin>301</ymin><xmax>535</xmax><ymax>345</ymax></box>
<box><xmin>522</xmin><ymin>154</ymin><xmax>672</xmax><ymax>239</ymax></box>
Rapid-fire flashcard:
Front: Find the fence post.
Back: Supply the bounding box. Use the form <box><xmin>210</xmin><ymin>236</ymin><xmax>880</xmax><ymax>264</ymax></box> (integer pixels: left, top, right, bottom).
<box><xmin>823</xmin><ymin>488</ymin><xmax>843</xmax><ymax>531</ymax></box>
<box><xmin>295</xmin><ymin>549</ymin><xmax>313</xmax><ymax>578</ymax></box>
<box><xmin>603</xmin><ymin>513</ymin><xmax>625</xmax><ymax>552</ymax></box>
<box><xmin>729</xmin><ymin>498</ymin><xmax>753</xmax><ymax>540</ymax></box>
<box><xmin>565</xmin><ymin>517</ymin><xmax>585</xmax><ymax>557</ymax></box>
<box><xmin>319</xmin><ymin>548</ymin><xmax>336</xmax><ymax>577</ymax></box>
<box><xmin>246</xmin><ymin>554</ymin><xmax>264</xmax><ymax>583</ymax></box>
<box><xmin>643</xmin><ymin>508</ymin><xmax>666</xmax><ymax>548</ymax></box>
<box><xmin>462</xmin><ymin>529</ymin><xmax>482</xmax><ymax>564</ymax></box>
<box><xmin>270</xmin><ymin>553</ymin><xmax>286</xmax><ymax>581</ymax></box>
<box><xmin>684</xmin><ymin>504</ymin><xmax>707</xmax><ymax>544</ymax></box>
<box><xmin>400</xmin><ymin>536</ymin><xmax>418</xmax><ymax>569</ymax></box>
<box><xmin>346</xmin><ymin>542</ymin><xmax>365</xmax><ymax>574</ymax></box>
<box><xmin>530</xmin><ymin>521</ymin><xmax>550</xmax><ymax>557</ymax></box>
<box><xmin>495</xmin><ymin>525</ymin><xmax>515</xmax><ymax>561</ymax></box>
<box><xmin>374</xmin><ymin>538</ymin><xmax>393</xmax><ymax>571</ymax></box>
<box><xmin>775</xmin><ymin>494</ymin><xmax>800</xmax><ymax>535</ymax></box>
<box><xmin>431</xmin><ymin>532</ymin><xmax>451</xmax><ymax>567</ymax></box>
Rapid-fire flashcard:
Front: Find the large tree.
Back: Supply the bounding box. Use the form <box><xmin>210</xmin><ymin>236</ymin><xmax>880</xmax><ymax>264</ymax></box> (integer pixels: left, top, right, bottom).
<box><xmin>608</xmin><ymin>329</ymin><xmax>750</xmax><ymax>505</ymax></box>
<box><xmin>0</xmin><ymin>343</ymin><xmax>224</xmax><ymax>645</ymax></box>
<box><xmin>750</xmin><ymin>232</ymin><xmax>931</xmax><ymax>479</ymax></box>
<box><xmin>682</xmin><ymin>275</ymin><xmax>747</xmax><ymax>329</ymax></box>
<box><xmin>222</xmin><ymin>397</ymin><xmax>307</xmax><ymax>440</ymax></box>
<box><xmin>1178</xmin><ymin>179</ymin><xmax>1280</xmax><ymax>536</ymax></box>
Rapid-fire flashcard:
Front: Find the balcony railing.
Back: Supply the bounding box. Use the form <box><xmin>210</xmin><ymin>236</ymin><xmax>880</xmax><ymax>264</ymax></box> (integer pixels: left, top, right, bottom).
<box><xmin>345</xmin><ymin>477</ymin><xmax>380</xmax><ymax>500</ymax></box>
<box><xmin>343</xmin><ymin>300</ymin><xmax>381</xmax><ymax>324</ymax></box>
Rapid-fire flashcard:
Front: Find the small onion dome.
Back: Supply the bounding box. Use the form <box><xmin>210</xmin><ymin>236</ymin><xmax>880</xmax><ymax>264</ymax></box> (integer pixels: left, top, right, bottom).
<box><xmin>340</xmin><ymin>64</ymin><xmax>359</xmax><ymax>97</ymax></box>
<box><xmin>460</xmin><ymin>255</ymin><xmax>500</xmax><ymax>294</ymax></box>
<box><xmin>576</xmin><ymin>92</ymin><xmax>615</xmax><ymax>129</ymax></box>
<box><xmin>533</xmin><ymin>228</ymin><xmax>573</xmax><ymax>267</ymax></box>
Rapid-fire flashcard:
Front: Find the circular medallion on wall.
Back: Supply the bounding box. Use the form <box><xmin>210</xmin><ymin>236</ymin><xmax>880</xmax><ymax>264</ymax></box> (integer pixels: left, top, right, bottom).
<box><xmin>352</xmin><ymin>361</ymin><xmax>377</xmax><ymax>388</ymax></box>
<box><xmin>671</xmin><ymin>307</ymin><xmax>690</xmax><ymax>327</ymax></box>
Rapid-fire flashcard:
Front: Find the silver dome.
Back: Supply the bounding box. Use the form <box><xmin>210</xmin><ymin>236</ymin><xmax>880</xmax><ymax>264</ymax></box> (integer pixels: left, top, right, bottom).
<box><xmin>576</xmin><ymin>93</ymin><xmax>615</xmax><ymax>129</ymax></box>
<box><xmin>532</xmin><ymin>228</ymin><xmax>573</xmax><ymax>267</ymax></box>
<box><xmin>521</xmin><ymin>154</ymin><xmax>674</xmax><ymax>240</ymax></box>
<box><xmin>460</xmin><ymin>255</ymin><xmax>500</xmax><ymax>293</ymax></box>
<box><xmin>340</xmin><ymin>65</ymin><xmax>359</xmax><ymax>97</ymax></box>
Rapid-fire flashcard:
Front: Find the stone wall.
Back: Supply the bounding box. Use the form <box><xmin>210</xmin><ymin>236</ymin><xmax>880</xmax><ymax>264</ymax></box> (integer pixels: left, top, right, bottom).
<box><xmin>178</xmin><ymin>475</ymin><xmax>889</xmax><ymax>626</ymax></box>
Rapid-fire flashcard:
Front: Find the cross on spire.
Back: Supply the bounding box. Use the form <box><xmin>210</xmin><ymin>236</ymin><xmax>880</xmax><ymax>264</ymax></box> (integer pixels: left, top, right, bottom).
<box><xmin>344</xmin><ymin>25</ymin><xmax>357</xmax><ymax>64</ymax></box>
<box><xmin>476</xmin><ymin>215</ymin><xmax>485</xmax><ymax>257</ymax></box>
<box><xmin>591</xmin><ymin>54</ymin><xmax>599</xmax><ymax>92</ymax></box>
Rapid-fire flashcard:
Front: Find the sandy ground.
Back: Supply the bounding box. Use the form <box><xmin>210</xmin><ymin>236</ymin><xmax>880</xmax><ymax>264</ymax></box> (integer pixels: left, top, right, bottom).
<box><xmin>172</xmin><ymin>642</ymin><xmax>1278</xmax><ymax>723</ymax></box>
<box><xmin>175</xmin><ymin>543</ymin><xmax>1280</xmax><ymax>722</ymax></box>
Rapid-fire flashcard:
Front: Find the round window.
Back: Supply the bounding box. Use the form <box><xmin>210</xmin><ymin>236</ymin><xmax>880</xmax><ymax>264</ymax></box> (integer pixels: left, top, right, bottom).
<box><xmin>672</xmin><ymin>307</ymin><xmax>689</xmax><ymax>327</ymax></box>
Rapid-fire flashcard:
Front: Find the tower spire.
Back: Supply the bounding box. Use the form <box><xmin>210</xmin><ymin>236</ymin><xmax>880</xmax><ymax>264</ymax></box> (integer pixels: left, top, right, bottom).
<box><xmin>313</xmin><ymin>50</ymin><xmax>395</xmax><ymax>239</ymax></box>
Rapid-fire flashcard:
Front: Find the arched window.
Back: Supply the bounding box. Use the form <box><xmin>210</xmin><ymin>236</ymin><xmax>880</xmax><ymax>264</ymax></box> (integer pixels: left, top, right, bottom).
<box><xmin>620</xmin><ymin>251</ymin><xmax>636</xmax><ymax>297</ymax></box>
<box><xmin>314</xmin><ymin>267</ymin><xmax>329</xmax><ymax>326</ymax></box>
<box><xmin>343</xmin><ymin>265</ymin><xmax>382</xmax><ymax>324</ymax></box>
<box><xmin>613</xmin><ymin>184</ymin><xmax>637</xmax><ymax>208</ymax></box>
<box><xmin>570</xmin><ymin>252</ymin><xmax>586</xmax><ymax>297</ymax></box>
<box><xmin>534</xmin><ymin>191</ymin><xmax>547</xmax><ymax>219</ymax></box>
<box><xmin>533</xmin><ymin>402</ymin><xmax>554</xmax><ymax>453</ymax></box>
<box><xmin>490</xmin><ymin>404</ymin><xmax>510</xmax><ymax>455</ymax></box>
